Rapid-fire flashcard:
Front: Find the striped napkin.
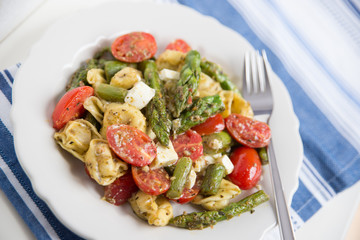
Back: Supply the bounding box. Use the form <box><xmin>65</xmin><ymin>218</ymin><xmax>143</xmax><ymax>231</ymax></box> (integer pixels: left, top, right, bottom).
<box><xmin>1</xmin><ymin>0</ymin><xmax>360</xmax><ymax>239</ymax></box>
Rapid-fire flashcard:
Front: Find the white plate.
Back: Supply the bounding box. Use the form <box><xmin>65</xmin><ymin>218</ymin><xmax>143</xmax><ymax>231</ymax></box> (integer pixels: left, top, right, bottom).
<box><xmin>11</xmin><ymin>1</ymin><xmax>303</xmax><ymax>240</ymax></box>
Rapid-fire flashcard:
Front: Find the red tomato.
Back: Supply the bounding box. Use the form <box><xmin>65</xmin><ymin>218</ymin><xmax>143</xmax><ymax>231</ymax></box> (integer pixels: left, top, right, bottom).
<box><xmin>103</xmin><ymin>171</ymin><xmax>138</xmax><ymax>206</ymax></box>
<box><xmin>171</xmin><ymin>130</ymin><xmax>203</xmax><ymax>161</ymax></box>
<box><xmin>52</xmin><ymin>86</ymin><xmax>94</xmax><ymax>131</ymax></box>
<box><xmin>225</xmin><ymin>114</ymin><xmax>271</xmax><ymax>148</ymax></box>
<box><xmin>228</xmin><ymin>146</ymin><xmax>262</xmax><ymax>190</ymax></box>
<box><xmin>111</xmin><ymin>32</ymin><xmax>157</xmax><ymax>63</ymax></box>
<box><xmin>165</xmin><ymin>39</ymin><xmax>191</xmax><ymax>53</ymax></box>
<box><xmin>192</xmin><ymin>114</ymin><xmax>225</xmax><ymax>136</ymax></box>
<box><xmin>171</xmin><ymin>180</ymin><xmax>201</xmax><ymax>204</ymax></box>
<box><xmin>107</xmin><ymin>124</ymin><xmax>157</xmax><ymax>167</ymax></box>
<box><xmin>132</xmin><ymin>166</ymin><xmax>170</xmax><ymax>195</ymax></box>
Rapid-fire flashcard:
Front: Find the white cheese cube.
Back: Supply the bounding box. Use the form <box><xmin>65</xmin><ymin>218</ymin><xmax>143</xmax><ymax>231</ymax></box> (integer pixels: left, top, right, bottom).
<box><xmin>185</xmin><ymin>169</ymin><xmax>197</xmax><ymax>189</ymax></box>
<box><xmin>215</xmin><ymin>155</ymin><xmax>234</xmax><ymax>175</ymax></box>
<box><xmin>150</xmin><ymin>141</ymin><xmax>178</xmax><ymax>169</ymax></box>
<box><xmin>193</xmin><ymin>154</ymin><xmax>216</xmax><ymax>173</ymax></box>
<box><xmin>159</xmin><ymin>69</ymin><xmax>180</xmax><ymax>81</ymax></box>
<box><xmin>125</xmin><ymin>81</ymin><xmax>155</xmax><ymax>109</ymax></box>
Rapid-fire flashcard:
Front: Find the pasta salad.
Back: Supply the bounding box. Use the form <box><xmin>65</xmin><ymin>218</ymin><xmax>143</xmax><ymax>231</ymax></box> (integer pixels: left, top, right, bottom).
<box><xmin>52</xmin><ymin>31</ymin><xmax>271</xmax><ymax>230</ymax></box>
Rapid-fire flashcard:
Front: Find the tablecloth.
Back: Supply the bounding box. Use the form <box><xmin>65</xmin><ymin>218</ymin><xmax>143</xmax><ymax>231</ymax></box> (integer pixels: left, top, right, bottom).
<box><xmin>1</xmin><ymin>0</ymin><xmax>360</xmax><ymax>239</ymax></box>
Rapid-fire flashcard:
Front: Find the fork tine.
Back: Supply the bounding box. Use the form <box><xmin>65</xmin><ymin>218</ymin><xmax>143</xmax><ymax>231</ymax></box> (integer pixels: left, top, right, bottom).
<box><xmin>245</xmin><ymin>52</ymin><xmax>251</xmax><ymax>94</ymax></box>
<box><xmin>250</xmin><ymin>51</ymin><xmax>259</xmax><ymax>93</ymax></box>
<box><xmin>257</xmin><ymin>51</ymin><xmax>266</xmax><ymax>93</ymax></box>
<box><xmin>262</xmin><ymin>50</ymin><xmax>271</xmax><ymax>89</ymax></box>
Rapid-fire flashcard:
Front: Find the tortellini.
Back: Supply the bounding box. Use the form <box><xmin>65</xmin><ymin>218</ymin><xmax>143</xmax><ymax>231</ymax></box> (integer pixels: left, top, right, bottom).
<box><xmin>100</xmin><ymin>102</ymin><xmax>146</xmax><ymax>137</ymax></box>
<box><xmin>84</xmin><ymin>139</ymin><xmax>128</xmax><ymax>186</ymax></box>
<box><xmin>219</xmin><ymin>90</ymin><xmax>234</xmax><ymax>118</ymax></box>
<box><xmin>198</xmin><ymin>73</ymin><xmax>222</xmax><ymax>98</ymax></box>
<box><xmin>87</xmin><ymin>69</ymin><xmax>106</xmax><ymax>87</ymax></box>
<box><xmin>129</xmin><ymin>191</ymin><xmax>173</xmax><ymax>226</ymax></box>
<box><xmin>219</xmin><ymin>90</ymin><xmax>253</xmax><ymax>118</ymax></box>
<box><xmin>156</xmin><ymin>50</ymin><xmax>186</xmax><ymax>71</ymax></box>
<box><xmin>110</xmin><ymin>67</ymin><xmax>142</xmax><ymax>89</ymax></box>
<box><xmin>192</xmin><ymin>179</ymin><xmax>241</xmax><ymax>210</ymax></box>
<box><xmin>54</xmin><ymin>119</ymin><xmax>102</xmax><ymax>161</ymax></box>
<box><xmin>83</xmin><ymin>96</ymin><xmax>106</xmax><ymax>124</ymax></box>
<box><xmin>231</xmin><ymin>92</ymin><xmax>254</xmax><ymax>118</ymax></box>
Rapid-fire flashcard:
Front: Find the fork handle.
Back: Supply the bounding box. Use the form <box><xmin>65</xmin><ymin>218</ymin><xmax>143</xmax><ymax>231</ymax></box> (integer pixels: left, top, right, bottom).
<box><xmin>268</xmin><ymin>140</ymin><xmax>296</xmax><ymax>240</ymax></box>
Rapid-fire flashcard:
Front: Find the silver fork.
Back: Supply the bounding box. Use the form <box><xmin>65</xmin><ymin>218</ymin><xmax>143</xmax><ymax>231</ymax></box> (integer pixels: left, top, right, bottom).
<box><xmin>243</xmin><ymin>50</ymin><xmax>295</xmax><ymax>240</ymax></box>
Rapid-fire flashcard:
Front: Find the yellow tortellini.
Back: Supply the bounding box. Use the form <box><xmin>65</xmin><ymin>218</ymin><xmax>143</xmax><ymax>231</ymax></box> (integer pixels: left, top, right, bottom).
<box><xmin>231</xmin><ymin>92</ymin><xmax>254</xmax><ymax>118</ymax></box>
<box><xmin>219</xmin><ymin>90</ymin><xmax>253</xmax><ymax>118</ymax></box>
<box><xmin>84</xmin><ymin>139</ymin><xmax>128</xmax><ymax>186</ymax></box>
<box><xmin>156</xmin><ymin>50</ymin><xmax>186</xmax><ymax>71</ymax></box>
<box><xmin>129</xmin><ymin>191</ymin><xmax>173</xmax><ymax>226</ymax></box>
<box><xmin>87</xmin><ymin>69</ymin><xmax>106</xmax><ymax>88</ymax></box>
<box><xmin>219</xmin><ymin>90</ymin><xmax>234</xmax><ymax>118</ymax></box>
<box><xmin>192</xmin><ymin>179</ymin><xmax>241</xmax><ymax>210</ymax></box>
<box><xmin>198</xmin><ymin>73</ymin><xmax>222</xmax><ymax>98</ymax></box>
<box><xmin>54</xmin><ymin>119</ymin><xmax>102</xmax><ymax>161</ymax></box>
<box><xmin>100</xmin><ymin>102</ymin><xmax>147</xmax><ymax>138</ymax></box>
<box><xmin>83</xmin><ymin>96</ymin><xmax>106</xmax><ymax>124</ymax></box>
<box><xmin>110</xmin><ymin>67</ymin><xmax>142</xmax><ymax>89</ymax></box>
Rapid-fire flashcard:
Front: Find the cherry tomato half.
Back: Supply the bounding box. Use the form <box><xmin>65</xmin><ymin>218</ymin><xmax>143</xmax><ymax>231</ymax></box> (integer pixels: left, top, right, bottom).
<box><xmin>132</xmin><ymin>166</ymin><xmax>170</xmax><ymax>195</ymax></box>
<box><xmin>103</xmin><ymin>171</ymin><xmax>138</xmax><ymax>206</ymax></box>
<box><xmin>192</xmin><ymin>114</ymin><xmax>225</xmax><ymax>136</ymax></box>
<box><xmin>171</xmin><ymin>130</ymin><xmax>203</xmax><ymax>161</ymax></box>
<box><xmin>52</xmin><ymin>86</ymin><xmax>94</xmax><ymax>131</ymax></box>
<box><xmin>225</xmin><ymin>114</ymin><xmax>271</xmax><ymax>148</ymax></box>
<box><xmin>111</xmin><ymin>32</ymin><xmax>157</xmax><ymax>63</ymax></box>
<box><xmin>228</xmin><ymin>146</ymin><xmax>262</xmax><ymax>190</ymax></box>
<box><xmin>171</xmin><ymin>180</ymin><xmax>201</xmax><ymax>204</ymax></box>
<box><xmin>107</xmin><ymin>124</ymin><xmax>157</xmax><ymax>167</ymax></box>
<box><xmin>165</xmin><ymin>39</ymin><xmax>191</xmax><ymax>53</ymax></box>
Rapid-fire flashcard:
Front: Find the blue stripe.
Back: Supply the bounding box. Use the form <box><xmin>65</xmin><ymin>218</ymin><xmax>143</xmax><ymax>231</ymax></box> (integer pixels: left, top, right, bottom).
<box><xmin>0</xmin><ymin>119</ymin><xmax>83</xmax><ymax>240</ymax></box>
<box><xmin>0</xmin><ymin>168</ymin><xmax>50</xmax><ymax>240</ymax></box>
<box><xmin>291</xmin><ymin>180</ymin><xmax>322</xmax><ymax>222</ymax></box>
<box><xmin>303</xmin><ymin>159</ymin><xmax>335</xmax><ymax>198</ymax></box>
<box><xmin>4</xmin><ymin>69</ymin><xmax>14</xmax><ymax>83</ymax></box>
<box><xmin>0</xmin><ymin>72</ymin><xmax>12</xmax><ymax>103</ymax></box>
<box><xmin>267</xmin><ymin>0</ymin><xmax>360</xmax><ymax>107</ymax></box>
<box><xmin>345</xmin><ymin>0</ymin><xmax>360</xmax><ymax>17</ymax></box>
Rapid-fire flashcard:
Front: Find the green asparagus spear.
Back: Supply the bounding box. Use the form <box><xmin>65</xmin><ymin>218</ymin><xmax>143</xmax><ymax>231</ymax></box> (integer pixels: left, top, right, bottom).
<box><xmin>173</xmin><ymin>50</ymin><xmax>201</xmax><ymax>117</ymax></box>
<box><xmin>258</xmin><ymin>147</ymin><xmax>269</xmax><ymax>165</ymax></box>
<box><xmin>200</xmin><ymin>163</ymin><xmax>225</xmax><ymax>196</ymax></box>
<box><xmin>174</xmin><ymin>95</ymin><xmax>225</xmax><ymax>134</ymax></box>
<box><xmin>200</xmin><ymin>60</ymin><xmax>239</xmax><ymax>94</ymax></box>
<box><xmin>95</xmin><ymin>83</ymin><xmax>128</xmax><ymax>102</ymax></box>
<box><xmin>166</xmin><ymin>157</ymin><xmax>193</xmax><ymax>199</ymax></box>
<box><xmin>202</xmin><ymin>131</ymin><xmax>233</xmax><ymax>155</ymax></box>
<box><xmin>169</xmin><ymin>190</ymin><xmax>269</xmax><ymax>229</ymax></box>
<box><xmin>66</xmin><ymin>59</ymin><xmax>100</xmax><ymax>91</ymax></box>
<box><xmin>142</xmin><ymin>60</ymin><xmax>172</xmax><ymax>146</ymax></box>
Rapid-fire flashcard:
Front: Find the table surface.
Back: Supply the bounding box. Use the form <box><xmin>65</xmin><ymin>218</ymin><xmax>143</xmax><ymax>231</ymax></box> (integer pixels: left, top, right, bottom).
<box><xmin>1</xmin><ymin>0</ymin><xmax>360</xmax><ymax>239</ymax></box>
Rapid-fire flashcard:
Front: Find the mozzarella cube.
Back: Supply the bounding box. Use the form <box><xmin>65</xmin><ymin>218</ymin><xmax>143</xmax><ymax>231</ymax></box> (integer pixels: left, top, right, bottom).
<box><xmin>215</xmin><ymin>155</ymin><xmax>234</xmax><ymax>175</ymax></box>
<box><xmin>159</xmin><ymin>69</ymin><xmax>180</xmax><ymax>81</ymax></box>
<box><xmin>185</xmin><ymin>169</ymin><xmax>197</xmax><ymax>189</ymax></box>
<box><xmin>193</xmin><ymin>154</ymin><xmax>216</xmax><ymax>173</ymax></box>
<box><xmin>150</xmin><ymin>141</ymin><xmax>178</xmax><ymax>169</ymax></box>
<box><xmin>125</xmin><ymin>81</ymin><xmax>155</xmax><ymax>109</ymax></box>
